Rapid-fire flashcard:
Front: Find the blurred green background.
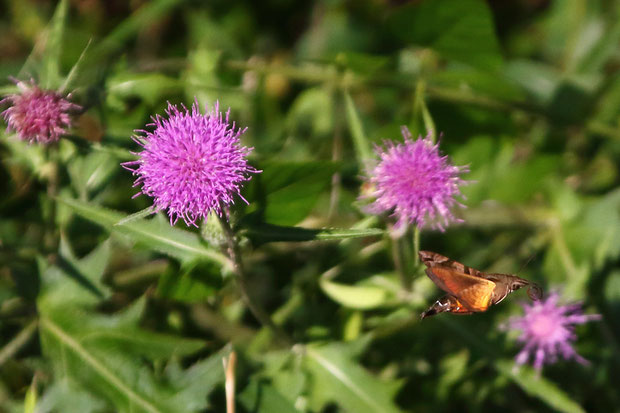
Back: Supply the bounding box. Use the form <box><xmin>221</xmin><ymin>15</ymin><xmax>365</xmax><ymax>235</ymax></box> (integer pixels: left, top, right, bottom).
<box><xmin>1</xmin><ymin>0</ymin><xmax>619</xmax><ymax>412</ymax></box>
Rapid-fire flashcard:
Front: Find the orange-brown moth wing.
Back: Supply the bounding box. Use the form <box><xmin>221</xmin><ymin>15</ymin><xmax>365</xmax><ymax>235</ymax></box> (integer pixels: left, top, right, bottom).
<box><xmin>444</xmin><ymin>296</ymin><xmax>474</xmax><ymax>314</ymax></box>
<box><xmin>419</xmin><ymin>250</ymin><xmax>484</xmax><ymax>278</ymax></box>
<box><xmin>424</xmin><ymin>267</ymin><xmax>496</xmax><ymax>312</ymax></box>
<box><xmin>420</xmin><ymin>295</ymin><xmax>474</xmax><ymax>319</ymax></box>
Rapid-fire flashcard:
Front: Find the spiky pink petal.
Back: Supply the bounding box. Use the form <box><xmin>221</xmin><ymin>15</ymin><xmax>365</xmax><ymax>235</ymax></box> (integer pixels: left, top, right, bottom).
<box><xmin>123</xmin><ymin>100</ymin><xmax>259</xmax><ymax>227</ymax></box>
<box><xmin>1</xmin><ymin>79</ymin><xmax>80</xmax><ymax>144</ymax></box>
<box><xmin>504</xmin><ymin>293</ymin><xmax>601</xmax><ymax>372</ymax></box>
<box><xmin>363</xmin><ymin>127</ymin><xmax>468</xmax><ymax>231</ymax></box>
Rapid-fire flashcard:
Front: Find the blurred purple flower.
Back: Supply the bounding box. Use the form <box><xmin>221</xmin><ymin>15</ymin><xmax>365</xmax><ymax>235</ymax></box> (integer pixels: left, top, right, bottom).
<box><xmin>364</xmin><ymin>127</ymin><xmax>468</xmax><ymax>231</ymax></box>
<box><xmin>123</xmin><ymin>100</ymin><xmax>259</xmax><ymax>227</ymax></box>
<box><xmin>505</xmin><ymin>293</ymin><xmax>601</xmax><ymax>372</ymax></box>
<box><xmin>0</xmin><ymin>79</ymin><xmax>80</xmax><ymax>144</ymax></box>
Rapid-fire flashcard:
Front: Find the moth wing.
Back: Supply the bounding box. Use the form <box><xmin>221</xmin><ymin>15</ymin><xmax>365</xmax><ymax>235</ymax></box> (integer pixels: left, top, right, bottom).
<box><xmin>424</xmin><ymin>267</ymin><xmax>495</xmax><ymax>312</ymax></box>
<box><xmin>419</xmin><ymin>250</ymin><xmax>482</xmax><ymax>276</ymax></box>
<box><xmin>420</xmin><ymin>295</ymin><xmax>474</xmax><ymax>319</ymax></box>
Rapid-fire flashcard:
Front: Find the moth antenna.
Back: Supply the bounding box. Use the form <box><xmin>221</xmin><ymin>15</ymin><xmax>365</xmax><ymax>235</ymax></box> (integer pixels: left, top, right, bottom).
<box><xmin>515</xmin><ymin>253</ymin><xmax>543</xmax><ymax>301</ymax></box>
<box><xmin>516</xmin><ymin>252</ymin><xmax>537</xmax><ymax>275</ymax></box>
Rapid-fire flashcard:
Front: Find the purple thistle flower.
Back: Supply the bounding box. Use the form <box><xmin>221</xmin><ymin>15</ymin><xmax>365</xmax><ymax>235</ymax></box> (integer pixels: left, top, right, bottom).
<box><xmin>0</xmin><ymin>79</ymin><xmax>80</xmax><ymax>144</ymax></box>
<box><xmin>363</xmin><ymin>127</ymin><xmax>468</xmax><ymax>231</ymax></box>
<box><xmin>123</xmin><ymin>100</ymin><xmax>259</xmax><ymax>227</ymax></box>
<box><xmin>504</xmin><ymin>293</ymin><xmax>601</xmax><ymax>372</ymax></box>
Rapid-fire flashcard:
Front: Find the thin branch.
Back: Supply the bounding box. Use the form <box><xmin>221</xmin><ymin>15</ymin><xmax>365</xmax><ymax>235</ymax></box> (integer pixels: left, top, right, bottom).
<box><xmin>223</xmin><ymin>351</ymin><xmax>237</xmax><ymax>413</ymax></box>
<box><xmin>0</xmin><ymin>319</ymin><xmax>38</xmax><ymax>368</ymax></box>
<box><xmin>217</xmin><ymin>213</ymin><xmax>292</xmax><ymax>346</ymax></box>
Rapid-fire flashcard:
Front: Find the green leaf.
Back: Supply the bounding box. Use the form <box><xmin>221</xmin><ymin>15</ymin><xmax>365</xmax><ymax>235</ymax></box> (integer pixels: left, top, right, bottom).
<box><xmin>23</xmin><ymin>377</ymin><xmax>37</xmax><ymax>413</ymax></box>
<box><xmin>60</xmin><ymin>39</ymin><xmax>92</xmax><ymax>93</ymax></box>
<box><xmin>38</xmin><ymin>255</ymin><xmax>223</xmax><ymax>413</ymax></box>
<box><xmin>241</xmin><ymin>222</ymin><xmax>384</xmax><ymax>244</ymax></box>
<box><xmin>37</xmin><ymin>381</ymin><xmax>107</xmax><ymax>413</ymax></box>
<box><xmin>57</xmin><ymin>197</ymin><xmax>230</xmax><ymax>267</ymax></box>
<box><xmin>249</xmin><ymin>161</ymin><xmax>340</xmax><ymax>226</ymax></box>
<box><xmin>239</xmin><ymin>379</ymin><xmax>299</xmax><ymax>413</ymax></box>
<box><xmin>156</xmin><ymin>264</ymin><xmax>219</xmax><ymax>303</ymax></box>
<box><xmin>429</xmin><ymin>67</ymin><xmax>526</xmax><ymax>102</ymax></box>
<box><xmin>62</xmin><ymin>0</ymin><xmax>185</xmax><ymax>88</ymax></box>
<box><xmin>40</xmin><ymin>0</ymin><xmax>69</xmax><ymax>88</ymax></box>
<box><xmin>344</xmin><ymin>91</ymin><xmax>372</xmax><ymax>163</ymax></box>
<box><xmin>115</xmin><ymin>207</ymin><xmax>156</xmax><ymax>226</ymax></box>
<box><xmin>38</xmin><ymin>315</ymin><xmax>213</xmax><ymax>413</ymax></box>
<box><xmin>437</xmin><ymin>350</ymin><xmax>469</xmax><ymax>399</ymax></box>
<box><xmin>164</xmin><ymin>346</ymin><xmax>232</xmax><ymax>410</ymax></box>
<box><xmin>91</xmin><ymin>0</ymin><xmax>185</xmax><ymax>61</ymax></box>
<box><xmin>388</xmin><ymin>0</ymin><xmax>502</xmax><ymax>71</ymax></box>
<box><xmin>107</xmin><ymin>73</ymin><xmax>182</xmax><ymax>106</ymax></box>
<box><xmin>304</xmin><ymin>343</ymin><xmax>404</xmax><ymax>413</ymax></box>
<box><xmin>67</xmin><ymin>151</ymin><xmax>119</xmax><ymax>199</ymax></box>
<box><xmin>573</xmin><ymin>11</ymin><xmax>620</xmax><ymax>74</ymax></box>
<box><xmin>287</xmin><ymin>88</ymin><xmax>334</xmax><ymax>137</ymax></box>
<box><xmin>319</xmin><ymin>278</ymin><xmax>389</xmax><ymax>310</ymax></box>
<box><xmin>495</xmin><ymin>361</ymin><xmax>586</xmax><ymax>413</ymax></box>
<box><xmin>46</xmin><ymin>237</ymin><xmax>112</xmax><ymax>306</ymax></box>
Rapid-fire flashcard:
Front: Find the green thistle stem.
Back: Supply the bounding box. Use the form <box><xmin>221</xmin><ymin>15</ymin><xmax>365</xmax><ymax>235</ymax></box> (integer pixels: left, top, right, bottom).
<box><xmin>44</xmin><ymin>145</ymin><xmax>60</xmax><ymax>252</ymax></box>
<box><xmin>216</xmin><ymin>213</ymin><xmax>292</xmax><ymax>346</ymax></box>
<box><xmin>412</xmin><ymin>227</ymin><xmax>421</xmax><ymax>270</ymax></box>
<box><xmin>392</xmin><ymin>230</ymin><xmax>413</xmax><ymax>291</ymax></box>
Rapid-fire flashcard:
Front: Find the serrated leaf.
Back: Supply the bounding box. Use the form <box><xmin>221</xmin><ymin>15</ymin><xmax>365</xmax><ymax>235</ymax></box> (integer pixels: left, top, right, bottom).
<box><xmin>39</xmin><ymin>316</ymin><xmax>176</xmax><ymax>413</ymax></box>
<box><xmin>38</xmin><ymin>268</ymin><xmax>220</xmax><ymax>413</ymax></box>
<box><xmin>37</xmin><ymin>381</ymin><xmax>107</xmax><ymax>413</ymax></box>
<box><xmin>41</xmin><ymin>0</ymin><xmax>68</xmax><ymax>88</ymax></box>
<box><xmin>239</xmin><ymin>379</ymin><xmax>299</xmax><ymax>413</ymax></box>
<box><xmin>44</xmin><ymin>238</ymin><xmax>112</xmax><ymax>306</ymax></box>
<box><xmin>304</xmin><ymin>343</ymin><xmax>404</xmax><ymax>413</ymax></box>
<box><xmin>58</xmin><ymin>197</ymin><xmax>230</xmax><ymax>267</ymax></box>
<box><xmin>166</xmin><ymin>346</ymin><xmax>231</xmax><ymax>410</ymax></box>
<box><xmin>68</xmin><ymin>151</ymin><xmax>119</xmax><ymax>198</ymax></box>
<box><xmin>344</xmin><ymin>91</ymin><xmax>372</xmax><ymax>163</ymax></box>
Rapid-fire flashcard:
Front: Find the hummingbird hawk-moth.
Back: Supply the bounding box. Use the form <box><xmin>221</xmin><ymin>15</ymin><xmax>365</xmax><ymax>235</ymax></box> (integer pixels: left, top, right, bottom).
<box><xmin>419</xmin><ymin>251</ymin><xmax>542</xmax><ymax>319</ymax></box>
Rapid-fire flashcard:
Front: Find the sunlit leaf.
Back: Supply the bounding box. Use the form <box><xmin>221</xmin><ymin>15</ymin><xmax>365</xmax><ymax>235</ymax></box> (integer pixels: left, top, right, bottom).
<box><xmin>58</xmin><ymin>197</ymin><xmax>230</xmax><ymax>267</ymax></box>
<box><xmin>320</xmin><ymin>278</ymin><xmax>389</xmax><ymax>310</ymax></box>
<box><xmin>344</xmin><ymin>91</ymin><xmax>372</xmax><ymax>163</ymax></box>
<box><xmin>241</xmin><ymin>222</ymin><xmax>384</xmax><ymax>244</ymax></box>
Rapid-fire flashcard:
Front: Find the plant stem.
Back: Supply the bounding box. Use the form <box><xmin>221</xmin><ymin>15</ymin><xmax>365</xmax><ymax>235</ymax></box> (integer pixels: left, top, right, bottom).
<box><xmin>391</xmin><ymin>230</ymin><xmax>412</xmax><ymax>291</ymax></box>
<box><xmin>328</xmin><ymin>92</ymin><xmax>344</xmax><ymax>222</ymax></box>
<box><xmin>44</xmin><ymin>146</ymin><xmax>60</xmax><ymax>252</ymax></box>
<box><xmin>216</xmin><ymin>213</ymin><xmax>292</xmax><ymax>345</ymax></box>
<box><xmin>223</xmin><ymin>351</ymin><xmax>237</xmax><ymax>413</ymax></box>
<box><xmin>0</xmin><ymin>319</ymin><xmax>38</xmax><ymax>368</ymax></box>
<box><xmin>223</xmin><ymin>58</ymin><xmax>537</xmax><ymax>113</ymax></box>
<box><xmin>412</xmin><ymin>227</ymin><xmax>421</xmax><ymax>270</ymax></box>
